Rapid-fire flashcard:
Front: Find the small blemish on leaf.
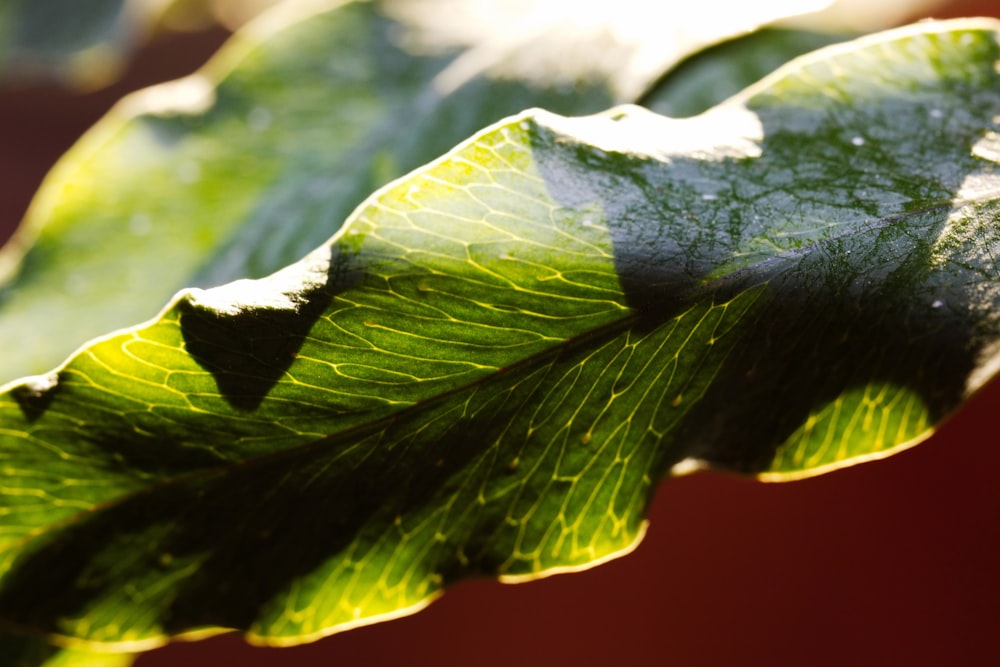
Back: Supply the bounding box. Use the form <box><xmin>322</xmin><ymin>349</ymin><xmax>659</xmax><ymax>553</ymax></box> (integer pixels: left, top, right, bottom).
<box><xmin>672</xmin><ymin>394</ymin><xmax>683</xmax><ymax>407</ymax></box>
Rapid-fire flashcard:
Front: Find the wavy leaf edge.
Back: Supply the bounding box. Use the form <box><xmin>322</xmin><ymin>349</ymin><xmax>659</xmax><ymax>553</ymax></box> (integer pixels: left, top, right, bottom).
<box><xmin>0</xmin><ymin>14</ymin><xmax>998</xmax><ymax>655</ymax></box>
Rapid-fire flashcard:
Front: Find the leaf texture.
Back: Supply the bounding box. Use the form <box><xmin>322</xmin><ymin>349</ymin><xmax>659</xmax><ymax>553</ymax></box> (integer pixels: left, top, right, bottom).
<box><xmin>0</xmin><ymin>16</ymin><xmax>999</xmax><ymax>658</ymax></box>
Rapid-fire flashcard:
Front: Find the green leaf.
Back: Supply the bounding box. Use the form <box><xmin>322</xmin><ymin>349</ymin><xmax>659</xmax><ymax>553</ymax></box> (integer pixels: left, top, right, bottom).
<box><xmin>0</xmin><ymin>18</ymin><xmax>997</xmax><ymax>656</ymax></box>
<box><xmin>0</xmin><ymin>0</ymin><xmax>832</xmax><ymax>383</ymax></box>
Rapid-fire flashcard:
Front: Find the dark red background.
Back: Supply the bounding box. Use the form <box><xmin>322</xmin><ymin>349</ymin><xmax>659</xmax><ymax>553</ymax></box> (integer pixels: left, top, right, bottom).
<box><xmin>1</xmin><ymin>2</ymin><xmax>998</xmax><ymax>665</ymax></box>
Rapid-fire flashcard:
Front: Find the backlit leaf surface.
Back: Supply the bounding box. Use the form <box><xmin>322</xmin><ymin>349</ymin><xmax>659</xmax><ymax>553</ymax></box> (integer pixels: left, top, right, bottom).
<box><xmin>1</xmin><ymin>16</ymin><xmax>998</xmax><ymax>661</ymax></box>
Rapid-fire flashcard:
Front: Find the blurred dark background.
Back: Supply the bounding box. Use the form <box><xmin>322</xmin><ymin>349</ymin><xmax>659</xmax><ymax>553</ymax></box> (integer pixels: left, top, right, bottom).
<box><xmin>1</xmin><ymin>2</ymin><xmax>998</xmax><ymax>665</ymax></box>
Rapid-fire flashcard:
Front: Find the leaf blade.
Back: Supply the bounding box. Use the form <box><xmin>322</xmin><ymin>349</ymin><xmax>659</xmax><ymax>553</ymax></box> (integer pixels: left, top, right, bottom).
<box><xmin>1</xmin><ymin>16</ymin><xmax>999</xmax><ymax>657</ymax></box>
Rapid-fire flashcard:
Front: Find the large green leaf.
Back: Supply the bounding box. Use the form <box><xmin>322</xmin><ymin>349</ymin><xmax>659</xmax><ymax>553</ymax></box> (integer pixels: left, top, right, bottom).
<box><xmin>0</xmin><ymin>0</ymin><xmax>832</xmax><ymax>383</ymax></box>
<box><xmin>0</xmin><ymin>18</ymin><xmax>997</xmax><ymax>657</ymax></box>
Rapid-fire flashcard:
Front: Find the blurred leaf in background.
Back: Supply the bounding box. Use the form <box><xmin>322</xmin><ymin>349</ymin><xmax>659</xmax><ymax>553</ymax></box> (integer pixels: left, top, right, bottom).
<box><xmin>0</xmin><ymin>0</ymin><xmax>849</xmax><ymax>382</ymax></box>
<box><xmin>0</xmin><ymin>0</ymin><xmax>161</xmax><ymax>88</ymax></box>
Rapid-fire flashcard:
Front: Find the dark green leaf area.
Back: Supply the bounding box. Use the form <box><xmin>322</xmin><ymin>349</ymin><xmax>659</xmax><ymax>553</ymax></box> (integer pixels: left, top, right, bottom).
<box><xmin>2</xmin><ymin>20</ymin><xmax>1000</xmax><ymax>648</ymax></box>
<box><xmin>0</xmin><ymin>630</ymin><xmax>61</xmax><ymax>667</ymax></box>
<box><xmin>674</xmin><ymin>202</ymin><xmax>986</xmax><ymax>473</ymax></box>
<box><xmin>0</xmin><ymin>628</ymin><xmax>132</xmax><ymax>667</ymax></box>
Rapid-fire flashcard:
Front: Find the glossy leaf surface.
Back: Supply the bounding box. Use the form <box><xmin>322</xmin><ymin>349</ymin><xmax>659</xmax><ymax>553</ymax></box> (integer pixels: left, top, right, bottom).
<box><xmin>0</xmin><ymin>19</ymin><xmax>998</xmax><ymax>656</ymax></box>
